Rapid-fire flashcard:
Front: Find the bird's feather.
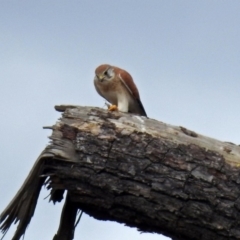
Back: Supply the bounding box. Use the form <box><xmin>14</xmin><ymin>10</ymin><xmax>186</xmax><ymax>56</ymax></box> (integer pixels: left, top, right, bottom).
<box><xmin>118</xmin><ymin>72</ymin><xmax>147</xmax><ymax>116</ymax></box>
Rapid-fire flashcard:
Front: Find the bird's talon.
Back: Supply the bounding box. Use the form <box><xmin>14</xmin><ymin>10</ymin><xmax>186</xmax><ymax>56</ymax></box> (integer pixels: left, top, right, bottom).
<box><xmin>108</xmin><ymin>105</ymin><xmax>118</xmax><ymax>112</ymax></box>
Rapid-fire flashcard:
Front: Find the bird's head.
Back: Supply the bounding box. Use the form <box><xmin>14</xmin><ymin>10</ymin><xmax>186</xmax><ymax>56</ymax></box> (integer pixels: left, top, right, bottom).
<box><xmin>95</xmin><ymin>64</ymin><xmax>115</xmax><ymax>83</ymax></box>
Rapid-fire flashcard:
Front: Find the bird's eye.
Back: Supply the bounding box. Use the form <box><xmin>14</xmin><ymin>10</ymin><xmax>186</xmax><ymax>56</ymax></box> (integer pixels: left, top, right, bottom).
<box><xmin>105</xmin><ymin>68</ymin><xmax>114</xmax><ymax>78</ymax></box>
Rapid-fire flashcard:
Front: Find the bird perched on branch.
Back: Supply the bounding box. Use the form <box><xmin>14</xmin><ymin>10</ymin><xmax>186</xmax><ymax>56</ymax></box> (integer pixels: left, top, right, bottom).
<box><xmin>94</xmin><ymin>64</ymin><xmax>147</xmax><ymax>117</ymax></box>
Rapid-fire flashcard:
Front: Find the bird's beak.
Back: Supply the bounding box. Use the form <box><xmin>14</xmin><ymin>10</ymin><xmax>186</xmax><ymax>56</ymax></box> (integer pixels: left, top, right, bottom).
<box><xmin>98</xmin><ymin>75</ymin><xmax>104</xmax><ymax>82</ymax></box>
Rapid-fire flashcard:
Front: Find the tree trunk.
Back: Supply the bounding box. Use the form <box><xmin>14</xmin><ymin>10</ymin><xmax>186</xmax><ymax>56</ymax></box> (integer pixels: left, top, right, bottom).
<box><xmin>1</xmin><ymin>105</ymin><xmax>240</xmax><ymax>240</ymax></box>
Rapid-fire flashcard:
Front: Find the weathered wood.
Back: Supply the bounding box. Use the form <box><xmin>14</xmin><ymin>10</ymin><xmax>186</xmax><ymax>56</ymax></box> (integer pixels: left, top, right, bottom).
<box><xmin>53</xmin><ymin>193</ymin><xmax>79</xmax><ymax>240</ymax></box>
<box><xmin>1</xmin><ymin>105</ymin><xmax>240</xmax><ymax>240</ymax></box>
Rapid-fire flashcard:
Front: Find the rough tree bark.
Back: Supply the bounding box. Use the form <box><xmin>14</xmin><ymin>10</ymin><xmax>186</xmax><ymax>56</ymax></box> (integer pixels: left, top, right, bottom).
<box><xmin>1</xmin><ymin>105</ymin><xmax>240</xmax><ymax>240</ymax></box>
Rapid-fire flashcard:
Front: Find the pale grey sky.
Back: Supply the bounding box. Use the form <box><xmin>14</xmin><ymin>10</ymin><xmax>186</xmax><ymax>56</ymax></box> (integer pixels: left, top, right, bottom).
<box><xmin>0</xmin><ymin>1</ymin><xmax>240</xmax><ymax>240</ymax></box>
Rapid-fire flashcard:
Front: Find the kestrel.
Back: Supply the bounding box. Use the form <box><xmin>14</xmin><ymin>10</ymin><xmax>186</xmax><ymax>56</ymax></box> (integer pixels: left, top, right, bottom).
<box><xmin>94</xmin><ymin>64</ymin><xmax>147</xmax><ymax>117</ymax></box>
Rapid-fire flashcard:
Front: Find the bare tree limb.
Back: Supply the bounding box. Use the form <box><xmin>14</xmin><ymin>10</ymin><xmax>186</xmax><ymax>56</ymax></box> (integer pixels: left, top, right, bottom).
<box><xmin>1</xmin><ymin>105</ymin><xmax>240</xmax><ymax>240</ymax></box>
<box><xmin>53</xmin><ymin>193</ymin><xmax>79</xmax><ymax>240</ymax></box>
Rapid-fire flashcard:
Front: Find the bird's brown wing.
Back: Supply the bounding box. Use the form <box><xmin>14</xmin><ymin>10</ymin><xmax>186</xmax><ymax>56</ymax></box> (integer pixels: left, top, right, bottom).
<box><xmin>117</xmin><ymin>68</ymin><xmax>147</xmax><ymax>116</ymax></box>
<box><xmin>117</xmin><ymin>69</ymin><xmax>140</xmax><ymax>99</ymax></box>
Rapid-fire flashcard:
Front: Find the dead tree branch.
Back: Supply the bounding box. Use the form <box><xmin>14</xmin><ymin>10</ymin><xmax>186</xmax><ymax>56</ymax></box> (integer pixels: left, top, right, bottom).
<box><xmin>1</xmin><ymin>105</ymin><xmax>240</xmax><ymax>240</ymax></box>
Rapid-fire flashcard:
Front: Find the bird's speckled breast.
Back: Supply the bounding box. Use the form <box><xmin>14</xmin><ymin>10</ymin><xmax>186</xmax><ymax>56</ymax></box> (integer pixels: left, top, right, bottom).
<box><xmin>95</xmin><ymin>77</ymin><xmax>128</xmax><ymax>105</ymax></box>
